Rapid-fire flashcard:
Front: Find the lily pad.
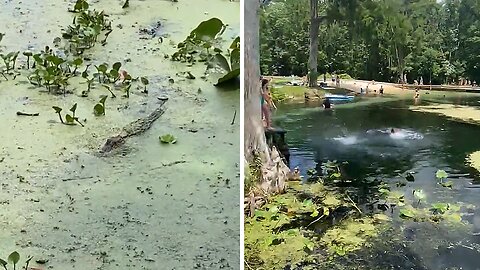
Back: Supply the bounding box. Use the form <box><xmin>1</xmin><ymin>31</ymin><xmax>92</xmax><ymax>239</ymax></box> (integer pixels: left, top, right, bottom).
<box><xmin>214</xmin><ymin>68</ymin><xmax>239</xmax><ymax>86</ymax></box>
<box><xmin>189</xmin><ymin>18</ymin><xmax>225</xmax><ymax>41</ymax></box>
<box><xmin>8</xmin><ymin>251</ymin><xmax>20</xmax><ymax>264</ymax></box>
<box><xmin>93</xmin><ymin>104</ymin><xmax>104</xmax><ymax>116</ymax></box>
<box><xmin>431</xmin><ymin>203</ymin><xmax>449</xmax><ymax>214</ymax></box>
<box><xmin>399</xmin><ymin>208</ymin><xmax>416</xmax><ymax>219</ymax></box>
<box><xmin>440</xmin><ymin>181</ymin><xmax>453</xmax><ymax>188</ymax></box>
<box><xmin>159</xmin><ymin>134</ymin><xmax>177</xmax><ymax>144</ymax></box>
<box><xmin>413</xmin><ymin>189</ymin><xmax>426</xmax><ymax>201</ymax></box>
<box><xmin>65</xmin><ymin>114</ymin><xmax>75</xmax><ymax>123</ymax></box>
<box><xmin>436</xmin><ymin>169</ymin><xmax>448</xmax><ymax>180</ymax></box>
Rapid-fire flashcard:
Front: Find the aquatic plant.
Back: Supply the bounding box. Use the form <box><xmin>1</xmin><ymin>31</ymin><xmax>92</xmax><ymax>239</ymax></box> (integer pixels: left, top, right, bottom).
<box><xmin>413</xmin><ymin>189</ymin><xmax>426</xmax><ymax>205</ymax></box>
<box><xmin>63</xmin><ymin>0</ymin><xmax>112</xmax><ymax>55</ymax></box>
<box><xmin>102</xmin><ymin>84</ymin><xmax>116</xmax><ymax>98</ymax></box>
<box><xmin>0</xmin><ymin>50</ymin><xmax>20</xmax><ymax>80</ymax></box>
<box><xmin>0</xmin><ymin>51</ymin><xmax>19</xmax><ymax>71</ymax></box>
<box><xmin>93</xmin><ymin>95</ymin><xmax>107</xmax><ymax>116</ymax></box>
<box><xmin>436</xmin><ymin>169</ymin><xmax>453</xmax><ymax>188</ymax></box>
<box><xmin>52</xmin><ymin>104</ymin><xmax>84</xmax><ymax>126</ymax></box>
<box><xmin>159</xmin><ymin>134</ymin><xmax>176</xmax><ymax>144</ymax></box>
<box><xmin>213</xmin><ymin>36</ymin><xmax>240</xmax><ymax>86</ymax></box>
<box><xmin>28</xmin><ymin>46</ymin><xmax>73</xmax><ymax>94</ymax></box>
<box><xmin>0</xmin><ymin>251</ymin><xmax>33</xmax><ymax>270</ymax></box>
<box><xmin>22</xmin><ymin>51</ymin><xmax>32</xmax><ymax>69</ymax></box>
<box><xmin>140</xmin><ymin>76</ymin><xmax>149</xmax><ymax>93</ymax></box>
<box><xmin>70</xmin><ymin>0</ymin><xmax>89</xmax><ymax>12</ymax></box>
<box><xmin>122</xmin><ymin>0</ymin><xmax>129</xmax><ymax>8</ymax></box>
<box><xmin>172</xmin><ymin>18</ymin><xmax>226</xmax><ymax>63</ymax></box>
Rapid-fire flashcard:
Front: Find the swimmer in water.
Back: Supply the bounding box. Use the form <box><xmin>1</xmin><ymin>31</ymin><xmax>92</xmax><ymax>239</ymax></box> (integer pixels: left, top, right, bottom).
<box><xmin>323</xmin><ymin>97</ymin><xmax>332</xmax><ymax>109</ymax></box>
<box><xmin>390</xmin><ymin>128</ymin><xmax>395</xmax><ymax>133</ymax></box>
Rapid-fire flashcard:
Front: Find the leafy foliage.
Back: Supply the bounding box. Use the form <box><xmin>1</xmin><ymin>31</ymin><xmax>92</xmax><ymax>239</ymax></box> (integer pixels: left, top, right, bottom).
<box><xmin>260</xmin><ymin>0</ymin><xmax>480</xmax><ymax>83</ymax></box>
<box><xmin>62</xmin><ymin>0</ymin><xmax>113</xmax><ymax>55</ymax></box>
<box><xmin>172</xmin><ymin>18</ymin><xmax>240</xmax><ymax>85</ymax></box>
<box><xmin>159</xmin><ymin>134</ymin><xmax>177</xmax><ymax>144</ymax></box>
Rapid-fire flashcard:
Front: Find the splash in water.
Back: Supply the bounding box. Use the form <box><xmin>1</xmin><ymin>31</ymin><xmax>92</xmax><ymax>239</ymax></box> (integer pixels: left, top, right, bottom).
<box><xmin>333</xmin><ymin>135</ymin><xmax>360</xmax><ymax>145</ymax></box>
<box><xmin>388</xmin><ymin>128</ymin><xmax>424</xmax><ymax>140</ymax></box>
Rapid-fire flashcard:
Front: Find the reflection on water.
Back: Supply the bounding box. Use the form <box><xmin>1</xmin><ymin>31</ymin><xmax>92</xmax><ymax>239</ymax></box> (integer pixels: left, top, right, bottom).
<box><xmin>273</xmin><ymin>96</ymin><xmax>480</xmax><ymax>269</ymax></box>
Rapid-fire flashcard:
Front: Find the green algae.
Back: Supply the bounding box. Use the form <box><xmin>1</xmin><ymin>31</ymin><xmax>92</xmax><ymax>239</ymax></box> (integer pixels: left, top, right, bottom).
<box><xmin>320</xmin><ymin>217</ymin><xmax>381</xmax><ymax>256</ymax></box>
<box><xmin>244</xmin><ymin>181</ymin><xmax>385</xmax><ymax>269</ymax></box>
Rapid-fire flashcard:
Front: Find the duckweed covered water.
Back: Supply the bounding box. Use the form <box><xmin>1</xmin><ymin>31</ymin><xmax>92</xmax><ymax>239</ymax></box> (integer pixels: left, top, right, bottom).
<box><xmin>0</xmin><ymin>1</ymin><xmax>239</xmax><ymax>269</ymax></box>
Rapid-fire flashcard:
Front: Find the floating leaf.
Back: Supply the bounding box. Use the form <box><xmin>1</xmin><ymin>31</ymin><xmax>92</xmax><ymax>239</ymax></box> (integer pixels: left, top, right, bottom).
<box><xmin>70</xmin><ymin>103</ymin><xmax>77</xmax><ymax>113</ymax></box>
<box><xmin>159</xmin><ymin>134</ymin><xmax>177</xmax><ymax>144</ymax></box>
<box><xmin>399</xmin><ymin>208</ymin><xmax>416</xmax><ymax>218</ymax></box>
<box><xmin>8</xmin><ymin>251</ymin><xmax>20</xmax><ymax>264</ymax></box>
<box><xmin>140</xmin><ymin>76</ymin><xmax>149</xmax><ymax>85</ymax></box>
<box><xmin>440</xmin><ymin>181</ymin><xmax>453</xmax><ymax>188</ymax></box>
<box><xmin>52</xmin><ymin>106</ymin><xmax>62</xmax><ymax>113</ymax></box>
<box><xmin>93</xmin><ymin>104</ymin><xmax>104</xmax><ymax>116</ymax></box>
<box><xmin>304</xmin><ymin>240</ymin><xmax>315</xmax><ymax>252</ymax></box>
<box><xmin>65</xmin><ymin>114</ymin><xmax>75</xmax><ymax>123</ymax></box>
<box><xmin>413</xmin><ymin>189</ymin><xmax>426</xmax><ymax>201</ymax></box>
<box><xmin>229</xmin><ymin>36</ymin><xmax>240</xmax><ymax>50</ymax></box>
<box><xmin>214</xmin><ymin>68</ymin><xmax>239</xmax><ymax>86</ymax></box>
<box><xmin>431</xmin><ymin>203</ymin><xmax>449</xmax><ymax>214</ymax></box>
<box><xmin>214</xmin><ymin>53</ymin><xmax>231</xmax><ymax>72</ymax></box>
<box><xmin>189</xmin><ymin>18</ymin><xmax>225</xmax><ymax>41</ymax></box>
<box><xmin>99</xmin><ymin>95</ymin><xmax>107</xmax><ymax>104</ymax></box>
<box><xmin>112</xmin><ymin>62</ymin><xmax>121</xmax><ymax>71</ymax></box>
<box><xmin>73</xmin><ymin>58</ymin><xmax>83</xmax><ymax>66</ymax></box>
<box><xmin>269</xmin><ymin>206</ymin><xmax>279</xmax><ymax>214</ymax></box>
<box><xmin>436</xmin><ymin>169</ymin><xmax>448</xmax><ymax>180</ymax></box>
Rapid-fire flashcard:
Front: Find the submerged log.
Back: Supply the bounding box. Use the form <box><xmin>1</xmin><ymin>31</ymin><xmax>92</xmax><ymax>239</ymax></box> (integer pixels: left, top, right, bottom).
<box><xmin>100</xmin><ymin>99</ymin><xmax>167</xmax><ymax>154</ymax></box>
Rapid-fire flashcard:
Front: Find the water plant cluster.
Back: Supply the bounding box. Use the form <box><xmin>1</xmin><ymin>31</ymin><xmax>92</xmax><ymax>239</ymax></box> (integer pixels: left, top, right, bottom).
<box><xmin>171</xmin><ymin>18</ymin><xmax>240</xmax><ymax>86</ymax></box>
<box><xmin>0</xmin><ymin>251</ymin><xmax>33</xmax><ymax>270</ymax></box>
<box><xmin>63</xmin><ymin>0</ymin><xmax>113</xmax><ymax>55</ymax></box>
<box><xmin>0</xmin><ymin>0</ymin><xmax>156</xmax><ymax>127</ymax></box>
<box><xmin>245</xmin><ymin>161</ymin><xmax>472</xmax><ymax>269</ymax></box>
<box><xmin>0</xmin><ymin>34</ymin><xmax>20</xmax><ymax>80</ymax></box>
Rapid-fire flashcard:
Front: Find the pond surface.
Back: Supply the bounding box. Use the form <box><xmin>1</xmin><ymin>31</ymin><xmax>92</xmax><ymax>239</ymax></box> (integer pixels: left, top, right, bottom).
<box><xmin>0</xmin><ymin>1</ymin><xmax>239</xmax><ymax>269</ymax></box>
<box><xmin>273</xmin><ymin>93</ymin><xmax>480</xmax><ymax>269</ymax></box>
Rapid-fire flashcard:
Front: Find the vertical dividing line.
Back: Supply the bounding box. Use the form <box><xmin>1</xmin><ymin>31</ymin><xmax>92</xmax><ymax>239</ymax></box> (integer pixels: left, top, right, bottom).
<box><xmin>239</xmin><ymin>1</ymin><xmax>245</xmax><ymax>269</ymax></box>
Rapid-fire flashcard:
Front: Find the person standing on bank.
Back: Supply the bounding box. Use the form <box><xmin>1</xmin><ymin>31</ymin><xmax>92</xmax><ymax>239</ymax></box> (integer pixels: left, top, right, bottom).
<box><xmin>261</xmin><ymin>78</ymin><xmax>275</xmax><ymax>129</ymax></box>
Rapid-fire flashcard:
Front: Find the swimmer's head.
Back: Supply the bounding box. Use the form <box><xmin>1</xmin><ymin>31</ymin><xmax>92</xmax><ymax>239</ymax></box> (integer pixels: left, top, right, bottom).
<box><xmin>391</xmin><ymin>128</ymin><xmax>395</xmax><ymax>133</ymax></box>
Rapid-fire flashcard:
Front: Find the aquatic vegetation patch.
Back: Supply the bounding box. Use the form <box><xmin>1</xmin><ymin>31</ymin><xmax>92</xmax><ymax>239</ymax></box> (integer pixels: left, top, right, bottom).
<box><xmin>410</xmin><ymin>104</ymin><xmax>480</xmax><ymax>125</ymax></box>
<box><xmin>0</xmin><ymin>251</ymin><xmax>33</xmax><ymax>270</ymax></box>
<box><xmin>93</xmin><ymin>95</ymin><xmax>107</xmax><ymax>116</ymax></box>
<box><xmin>171</xmin><ymin>18</ymin><xmax>239</xmax><ymax>85</ymax></box>
<box><xmin>244</xmin><ymin>191</ymin><xmax>320</xmax><ymax>269</ymax></box>
<box><xmin>244</xmin><ymin>181</ymin><xmax>384</xmax><ymax>269</ymax></box>
<box><xmin>62</xmin><ymin>0</ymin><xmax>113</xmax><ymax>55</ymax></box>
<box><xmin>320</xmin><ymin>217</ymin><xmax>381</xmax><ymax>256</ymax></box>
<box><xmin>52</xmin><ymin>103</ymin><xmax>84</xmax><ymax>127</ymax></box>
<box><xmin>159</xmin><ymin>134</ymin><xmax>177</xmax><ymax>144</ymax></box>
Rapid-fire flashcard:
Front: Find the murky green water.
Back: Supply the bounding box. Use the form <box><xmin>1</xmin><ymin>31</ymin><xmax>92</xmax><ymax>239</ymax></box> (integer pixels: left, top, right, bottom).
<box><xmin>273</xmin><ymin>93</ymin><xmax>480</xmax><ymax>269</ymax></box>
<box><xmin>0</xmin><ymin>1</ymin><xmax>239</xmax><ymax>269</ymax></box>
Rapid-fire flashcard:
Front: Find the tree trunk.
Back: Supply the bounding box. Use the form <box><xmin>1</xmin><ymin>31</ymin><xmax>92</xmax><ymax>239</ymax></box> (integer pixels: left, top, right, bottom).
<box><xmin>244</xmin><ymin>0</ymin><xmax>289</xmax><ymax>195</ymax></box>
<box><xmin>308</xmin><ymin>0</ymin><xmax>320</xmax><ymax>88</ymax></box>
